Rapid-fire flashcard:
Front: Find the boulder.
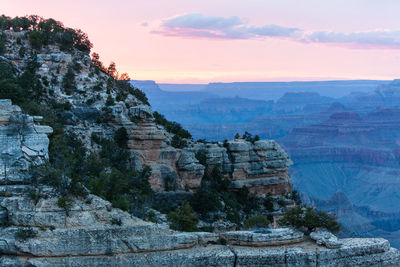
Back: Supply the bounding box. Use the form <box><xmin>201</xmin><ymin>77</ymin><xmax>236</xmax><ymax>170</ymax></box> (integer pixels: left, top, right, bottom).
<box><xmin>310</xmin><ymin>230</ymin><xmax>343</xmax><ymax>248</ymax></box>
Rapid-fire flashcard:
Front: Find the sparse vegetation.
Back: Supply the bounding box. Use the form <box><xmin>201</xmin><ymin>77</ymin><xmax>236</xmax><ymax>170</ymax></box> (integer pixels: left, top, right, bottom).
<box><xmin>105</xmin><ymin>95</ymin><xmax>114</xmax><ymax>106</ymax></box>
<box><xmin>171</xmin><ymin>134</ymin><xmax>187</xmax><ymax>148</ymax></box>
<box><xmin>111</xmin><ymin>217</ymin><xmax>122</xmax><ymax>226</ymax></box>
<box><xmin>195</xmin><ymin>151</ymin><xmax>207</xmax><ymax>166</ymax></box>
<box><xmin>153</xmin><ymin>111</ymin><xmax>191</xmax><ymax>148</ymax></box>
<box><xmin>242</xmin><ymin>131</ymin><xmax>260</xmax><ymax>144</ymax></box>
<box><xmin>57</xmin><ymin>196</ymin><xmax>73</xmax><ymax>215</ymax></box>
<box><xmin>244</xmin><ymin>214</ymin><xmax>270</xmax><ymax>229</ymax></box>
<box><xmin>153</xmin><ymin>111</ymin><xmax>191</xmax><ymax>139</ymax></box>
<box><xmin>164</xmin><ymin>175</ymin><xmax>177</xmax><ymax>192</ymax></box>
<box><xmin>29</xmin><ymin>31</ymin><xmax>44</xmax><ymax>50</ymax></box>
<box><xmin>0</xmin><ymin>33</ymin><xmax>6</xmax><ymax>55</ymax></box>
<box><xmin>114</xmin><ymin>127</ymin><xmax>129</xmax><ymax>149</ymax></box>
<box><xmin>167</xmin><ymin>202</ymin><xmax>198</xmax><ymax>232</ymax></box>
<box><xmin>62</xmin><ymin>66</ymin><xmax>76</xmax><ymax>95</ymax></box>
<box><xmin>15</xmin><ymin>228</ymin><xmax>37</xmax><ymax>240</ymax></box>
<box><xmin>0</xmin><ymin>15</ymin><xmax>92</xmax><ymax>52</ymax></box>
<box><xmin>0</xmin><ymin>14</ymin><xmax>325</xmax><ymax>236</ymax></box>
<box><xmin>279</xmin><ymin>206</ymin><xmax>341</xmax><ymax>234</ymax></box>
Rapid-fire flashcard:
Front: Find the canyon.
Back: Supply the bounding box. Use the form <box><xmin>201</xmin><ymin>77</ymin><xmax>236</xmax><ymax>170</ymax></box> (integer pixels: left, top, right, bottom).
<box><xmin>134</xmin><ymin>78</ymin><xmax>400</xmax><ymax>249</ymax></box>
<box><xmin>0</xmin><ymin>19</ymin><xmax>399</xmax><ymax>266</ymax></box>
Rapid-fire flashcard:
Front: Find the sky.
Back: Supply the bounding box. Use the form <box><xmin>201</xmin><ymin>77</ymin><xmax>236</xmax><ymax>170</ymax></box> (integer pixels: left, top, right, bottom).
<box><xmin>2</xmin><ymin>0</ymin><xmax>400</xmax><ymax>83</ymax></box>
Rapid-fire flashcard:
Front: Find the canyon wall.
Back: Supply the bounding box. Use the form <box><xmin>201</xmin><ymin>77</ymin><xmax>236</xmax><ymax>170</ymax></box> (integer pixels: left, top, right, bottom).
<box><xmin>0</xmin><ymin>101</ymin><xmax>399</xmax><ymax>266</ymax></box>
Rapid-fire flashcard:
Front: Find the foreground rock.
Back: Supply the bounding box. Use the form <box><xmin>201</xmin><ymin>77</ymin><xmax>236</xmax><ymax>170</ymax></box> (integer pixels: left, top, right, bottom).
<box><xmin>310</xmin><ymin>230</ymin><xmax>343</xmax><ymax>249</ymax></box>
<box><xmin>0</xmin><ymin>99</ymin><xmax>52</xmax><ymax>185</ymax></box>
<box><xmin>221</xmin><ymin>228</ymin><xmax>304</xmax><ymax>246</ymax></box>
<box><xmin>1</xmin><ymin>237</ymin><xmax>399</xmax><ymax>266</ymax></box>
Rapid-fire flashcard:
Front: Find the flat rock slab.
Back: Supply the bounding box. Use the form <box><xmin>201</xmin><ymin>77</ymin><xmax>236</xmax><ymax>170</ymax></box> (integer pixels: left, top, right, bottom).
<box><xmin>221</xmin><ymin>228</ymin><xmax>304</xmax><ymax>246</ymax></box>
<box><xmin>310</xmin><ymin>230</ymin><xmax>342</xmax><ymax>248</ymax></box>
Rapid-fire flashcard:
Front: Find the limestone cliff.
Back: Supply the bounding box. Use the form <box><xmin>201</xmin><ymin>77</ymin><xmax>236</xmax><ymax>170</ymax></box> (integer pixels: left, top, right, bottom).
<box><xmin>0</xmin><ymin>28</ymin><xmax>293</xmax><ymax>197</ymax></box>
<box><xmin>0</xmin><ymin>100</ymin><xmax>399</xmax><ymax>267</ymax></box>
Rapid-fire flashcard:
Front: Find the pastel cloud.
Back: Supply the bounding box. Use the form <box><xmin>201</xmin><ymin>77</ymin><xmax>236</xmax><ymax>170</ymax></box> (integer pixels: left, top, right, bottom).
<box><xmin>152</xmin><ymin>13</ymin><xmax>400</xmax><ymax>49</ymax></box>
<box><xmin>303</xmin><ymin>30</ymin><xmax>400</xmax><ymax>49</ymax></box>
<box><xmin>152</xmin><ymin>13</ymin><xmax>300</xmax><ymax>39</ymax></box>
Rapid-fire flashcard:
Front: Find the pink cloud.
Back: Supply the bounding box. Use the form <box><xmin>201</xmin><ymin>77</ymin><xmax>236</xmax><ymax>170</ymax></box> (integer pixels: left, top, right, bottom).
<box><xmin>152</xmin><ymin>13</ymin><xmax>300</xmax><ymax>40</ymax></box>
<box><xmin>151</xmin><ymin>13</ymin><xmax>400</xmax><ymax>50</ymax></box>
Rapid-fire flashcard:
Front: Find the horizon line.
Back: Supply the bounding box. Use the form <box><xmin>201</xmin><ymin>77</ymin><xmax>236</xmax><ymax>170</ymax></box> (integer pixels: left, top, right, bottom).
<box><xmin>132</xmin><ymin>78</ymin><xmax>394</xmax><ymax>85</ymax></box>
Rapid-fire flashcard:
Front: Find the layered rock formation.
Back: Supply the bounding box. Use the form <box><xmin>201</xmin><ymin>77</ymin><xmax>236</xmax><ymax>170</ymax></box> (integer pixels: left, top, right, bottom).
<box><xmin>0</xmin><ymin>99</ymin><xmax>53</xmax><ymax>185</ymax></box>
<box><xmin>0</xmin><ymin>101</ymin><xmax>399</xmax><ymax>266</ymax></box>
<box><xmin>1</xmin><ymin>29</ymin><xmax>294</xmax><ymax>196</ymax></box>
<box><xmin>280</xmin><ymin>108</ymin><xmax>400</xmax><ymax>248</ymax></box>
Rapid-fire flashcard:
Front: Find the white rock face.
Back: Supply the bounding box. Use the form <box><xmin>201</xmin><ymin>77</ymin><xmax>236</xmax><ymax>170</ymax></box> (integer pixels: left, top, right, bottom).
<box><xmin>0</xmin><ymin>100</ymin><xmax>52</xmax><ymax>184</ymax></box>
<box><xmin>310</xmin><ymin>230</ymin><xmax>343</xmax><ymax>248</ymax></box>
<box><xmin>221</xmin><ymin>228</ymin><xmax>304</xmax><ymax>246</ymax></box>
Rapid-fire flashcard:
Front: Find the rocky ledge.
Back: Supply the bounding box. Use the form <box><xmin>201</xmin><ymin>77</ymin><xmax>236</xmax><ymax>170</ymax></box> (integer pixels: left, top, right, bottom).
<box><xmin>126</xmin><ymin>105</ymin><xmax>293</xmax><ymax>196</ymax></box>
<box><xmin>1</xmin><ymin>183</ymin><xmax>399</xmax><ymax>267</ymax></box>
<box><xmin>1</xmin><ymin>229</ymin><xmax>399</xmax><ymax>267</ymax></box>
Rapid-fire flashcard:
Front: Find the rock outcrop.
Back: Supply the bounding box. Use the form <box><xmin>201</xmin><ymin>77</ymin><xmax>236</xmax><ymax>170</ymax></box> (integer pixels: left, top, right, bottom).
<box><xmin>310</xmin><ymin>230</ymin><xmax>343</xmax><ymax>249</ymax></box>
<box><xmin>184</xmin><ymin>140</ymin><xmax>293</xmax><ymax>195</ymax></box>
<box><xmin>0</xmin><ymin>99</ymin><xmax>52</xmax><ymax>185</ymax></box>
<box><xmin>0</xmin><ymin>101</ymin><xmax>399</xmax><ymax>266</ymax></box>
<box><xmin>1</xmin><ymin>29</ymin><xmax>294</xmax><ymax>196</ymax></box>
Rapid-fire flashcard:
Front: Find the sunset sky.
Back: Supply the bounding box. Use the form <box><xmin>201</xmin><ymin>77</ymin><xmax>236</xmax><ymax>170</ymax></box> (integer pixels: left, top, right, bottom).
<box><xmin>3</xmin><ymin>0</ymin><xmax>400</xmax><ymax>83</ymax></box>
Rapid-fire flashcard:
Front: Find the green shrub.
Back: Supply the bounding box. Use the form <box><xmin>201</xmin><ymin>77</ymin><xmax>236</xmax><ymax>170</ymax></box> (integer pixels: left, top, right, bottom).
<box><xmin>128</xmin><ymin>86</ymin><xmax>149</xmax><ymax>105</ymax></box>
<box><xmin>92</xmin><ymin>82</ymin><xmax>103</xmax><ymax>91</ymax></box>
<box><xmin>279</xmin><ymin>206</ymin><xmax>341</xmax><ymax>234</ymax></box>
<box><xmin>1</xmin><ymin>15</ymin><xmax>92</xmax><ymax>52</ymax></box>
<box><xmin>72</xmin><ymin>60</ymin><xmax>82</xmax><ymax>73</ymax></box>
<box><xmin>29</xmin><ymin>31</ymin><xmax>44</xmax><ymax>50</ymax></box>
<box><xmin>153</xmin><ymin>111</ymin><xmax>192</xmax><ymax>139</ymax></box>
<box><xmin>57</xmin><ymin>196</ymin><xmax>73</xmax><ymax>215</ymax></box>
<box><xmin>111</xmin><ymin>196</ymin><xmax>130</xmax><ymax>211</ymax></box>
<box><xmin>167</xmin><ymin>202</ymin><xmax>198</xmax><ymax>232</ymax></box>
<box><xmin>62</xmin><ymin>66</ymin><xmax>76</xmax><ymax>95</ymax></box>
<box><xmin>223</xmin><ymin>139</ymin><xmax>229</xmax><ymax>148</ymax></box>
<box><xmin>0</xmin><ymin>33</ymin><xmax>6</xmax><ymax>55</ymax></box>
<box><xmin>195</xmin><ymin>151</ymin><xmax>207</xmax><ymax>166</ymax></box>
<box><xmin>242</xmin><ymin>131</ymin><xmax>260</xmax><ymax>144</ymax></box>
<box><xmin>113</xmin><ymin>127</ymin><xmax>128</xmax><ymax>149</ymax></box>
<box><xmin>110</xmin><ymin>217</ymin><xmax>122</xmax><ymax>226</ymax></box>
<box><xmin>86</xmin><ymin>97</ymin><xmax>95</xmax><ymax>105</ymax></box>
<box><xmin>171</xmin><ymin>134</ymin><xmax>187</xmax><ymax>148</ymax></box>
<box><xmin>116</xmin><ymin>90</ymin><xmax>127</xmax><ymax>102</ymax></box>
<box><xmin>15</xmin><ymin>228</ymin><xmax>37</xmax><ymax>240</ymax></box>
<box><xmin>244</xmin><ymin>214</ymin><xmax>270</xmax><ymax>229</ymax></box>
<box><xmin>290</xmin><ymin>190</ymin><xmax>302</xmax><ymax>205</ymax></box>
<box><xmin>99</xmin><ymin>107</ymin><xmax>115</xmax><ymax>123</ymax></box>
<box><xmin>264</xmin><ymin>194</ymin><xmax>274</xmax><ymax>212</ymax></box>
<box><xmin>105</xmin><ymin>95</ymin><xmax>114</xmax><ymax>106</ymax></box>
<box><xmin>18</xmin><ymin>46</ymin><xmax>25</xmax><ymax>57</ymax></box>
<box><xmin>277</xmin><ymin>198</ymin><xmax>286</xmax><ymax>207</ymax></box>
<box><xmin>29</xmin><ymin>189</ymin><xmax>42</xmax><ymax>205</ymax></box>
<box><xmin>147</xmin><ymin>210</ymin><xmax>157</xmax><ymax>223</ymax></box>
<box><xmin>218</xmin><ymin>238</ymin><xmax>227</xmax><ymax>245</ymax></box>
<box><xmin>164</xmin><ymin>175</ymin><xmax>177</xmax><ymax>191</ymax></box>
<box><xmin>191</xmin><ymin>185</ymin><xmax>221</xmax><ymax>217</ymax></box>
<box><xmin>190</xmin><ymin>166</ymin><xmax>231</xmax><ymax>218</ymax></box>
<box><xmin>206</xmin><ymin>166</ymin><xmax>230</xmax><ymax>192</ymax></box>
